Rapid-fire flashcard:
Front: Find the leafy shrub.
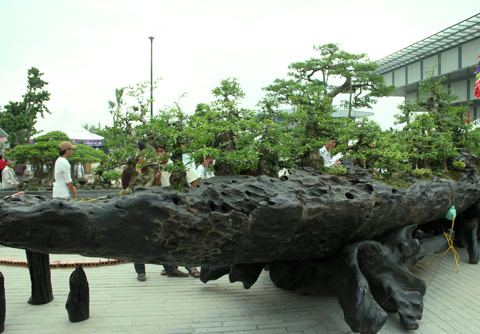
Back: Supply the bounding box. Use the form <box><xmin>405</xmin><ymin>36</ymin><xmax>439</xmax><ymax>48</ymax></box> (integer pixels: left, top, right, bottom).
<box><xmin>412</xmin><ymin>168</ymin><xmax>432</xmax><ymax>179</ymax></box>
<box><xmin>452</xmin><ymin>160</ymin><xmax>466</xmax><ymax>171</ymax></box>
<box><xmin>102</xmin><ymin>170</ymin><xmax>122</xmax><ymax>184</ymax></box>
<box><xmin>328</xmin><ymin>166</ymin><xmax>347</xmax><ymax>176</ymax></box>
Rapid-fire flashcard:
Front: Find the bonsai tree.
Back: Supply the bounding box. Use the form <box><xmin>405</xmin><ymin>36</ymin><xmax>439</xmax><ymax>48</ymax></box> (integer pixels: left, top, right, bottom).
<box><xmin>263</xmin><ymin>43</ymin><xmax>394</xmax><ymax>169</ymax></box>
<box><xmin>395</xmin><ymin>76</ymin><xmax>480</xmax><ymax>170</ymax></box>
<box><xmin>187</xmin><ymin>78</ymin><xmax>260</xmax><ymax>176</ymax></box>
<box><xmin>7</xmin><ymin>131</ymin><xmax>107</xmax><ymax>186</ymax></box>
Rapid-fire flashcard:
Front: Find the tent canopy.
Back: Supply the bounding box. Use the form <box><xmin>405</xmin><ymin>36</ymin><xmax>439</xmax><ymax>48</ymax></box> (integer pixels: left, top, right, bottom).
<box><xmin>35</xmin><ymin>110</ymin><xmax>104</xmax><ymax>147</ymax></box>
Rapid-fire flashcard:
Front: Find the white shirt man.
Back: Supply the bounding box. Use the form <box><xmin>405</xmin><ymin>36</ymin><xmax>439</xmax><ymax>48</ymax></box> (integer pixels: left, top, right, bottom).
<box><xmin>196</xmin><ymin>158</ymin><xmax>213</xmax><ymax>179</ymax></box>
<box><xmin>1</xmin><ymin>159</ymin><xmax>18</xmax><ymax>188</ymax></box>
<box><xmin>319</xmin><ymin>140</ymin><xmax>342</xmax><ymax>167</ymax></box>
<box><xmin>53</xmin><ymin>141</ymin><xmax>77</xmax><ymax>199</ymax></box>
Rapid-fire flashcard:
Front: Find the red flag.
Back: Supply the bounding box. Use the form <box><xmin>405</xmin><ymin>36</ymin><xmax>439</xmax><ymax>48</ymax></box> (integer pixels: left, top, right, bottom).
<box><xmin>475</xmin><ymin>55</ymin><xmax>480</xmax><ymax>99</ymax></box>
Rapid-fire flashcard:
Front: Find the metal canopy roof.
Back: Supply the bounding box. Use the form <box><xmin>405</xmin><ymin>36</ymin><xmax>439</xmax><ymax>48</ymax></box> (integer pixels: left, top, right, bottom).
<box><xmin>377</xmin><ymin>13</ymin><xmax>480</xmax><ymax>74</ymax></box>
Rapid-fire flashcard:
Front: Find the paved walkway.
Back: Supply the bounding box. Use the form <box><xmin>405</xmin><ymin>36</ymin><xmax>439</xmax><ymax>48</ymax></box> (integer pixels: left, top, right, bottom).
<box><xmin>0</xmin><ymin>246</ymin><xmax>479</xmax><ymax>334</ymax></box>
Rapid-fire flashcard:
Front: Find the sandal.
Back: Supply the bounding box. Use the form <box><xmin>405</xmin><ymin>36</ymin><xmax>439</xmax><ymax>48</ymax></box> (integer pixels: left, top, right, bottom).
<box><xmin>166</xmin><ymin>269</ymin><xmax>188</xmax><ymax>277</ymax></box>
<box><xmin>188</xmin><ymin>268</ymin><xmax>200</xmax><ymax>278</ymax></box>
<box><xmin>161</xmin><ymin>269</ymin><xmax>167</xmax><ymax>276</ymax></box>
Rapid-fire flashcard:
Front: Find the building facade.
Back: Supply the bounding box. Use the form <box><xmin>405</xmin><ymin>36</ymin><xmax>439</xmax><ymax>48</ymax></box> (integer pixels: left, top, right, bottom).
<box><xmin>376</xmin><ymin>13</ymin><xmax>480</xmax><ymax>120</ymax></box>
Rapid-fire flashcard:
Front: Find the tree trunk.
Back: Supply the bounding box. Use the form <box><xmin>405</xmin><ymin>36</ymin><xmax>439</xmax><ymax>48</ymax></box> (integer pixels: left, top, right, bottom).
<box><xmin>300</xmin><ymin>147</ymin><xmax>324</xmax><ymax>171</ymax></box>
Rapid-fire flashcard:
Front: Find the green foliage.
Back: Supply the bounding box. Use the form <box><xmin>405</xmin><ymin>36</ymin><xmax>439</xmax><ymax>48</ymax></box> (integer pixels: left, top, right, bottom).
<box><xmin>99</xmin><ymin>83</ymin><xmax>151</xmax><ymax>170</ymax></box>
<box><xmin>34</xmin><ymin>131</ymin><xmax>70</xmax><ymax>142</ymax></box>
<box><xmin>254</xmin><ymin>103</ymin><xmax>297</xmax><ymax>175</ymax></box>
<box><xmin>327</xmin><ymin>166</ymin><xmax>347</xmax><ymax>176</ymax></box>
<box><xmin>394</xmin><ymin>76</ymin><xmax>474</xmax><ymax>169</ymax></box>
<box><xmin>412</xmin><ymin>168</ymin><xmax>432</xmax><ymax>179</ymax></box>
<box><xmin>336</xmin><ymin>118</ymin><xmax>384</xmax><ymax>170</ymax></box>
<box><xmin>452</xmin><ymin>160</ymin><xmax>466</xmax><ymax>171</ymax></box>
<box><xmin>7</xmin><ymin>131</ymin><xmax>107</xmax><ymax>180</ymax></box>
<box><xmin>81</xmin><ymin>45</ymin><xmax>478</xmax><ymax>187</ymax></box>
<box><xmin>98</xmin><ymin>81</ymin><xmax>189</xmax><ymax>172</ymax></box>
<box><xmin>0</xmin><ymin>67</ymin><xmax>51</xmax><ymax>146</ymax></box>
<box><xmin>72</xmin><ymin>143</ymin><xmax>108</xmax><ymax>164</ymax></box>
<box><xmin>101</xmin><ymin>170</ymin><xmax>122</xmax><ymax>184</ymax></box>
<box><xmin>187</xmin><ymin>78</ymin><xmax>261</xmax><ymax>175</ymax></box>
<box><xmin>8</xmin><ymin>131</ymin><xmax>107</xmax><ymax>165</ymax></box>
<box><xmin>263</xmin><ymin>43</ymin><xmax>393</xmax><ymax>168</ymax></box>
<box><xmin>373</xmin><ymin>133</ymin><xmax>412</xmax><ymax>179</ymax></box>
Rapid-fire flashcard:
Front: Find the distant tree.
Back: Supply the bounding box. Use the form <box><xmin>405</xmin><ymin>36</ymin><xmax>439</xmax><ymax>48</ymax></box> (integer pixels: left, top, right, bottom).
<box><xmin>0</xmin><ymin>67</ymin><xmax>51</xmax><ymax>146</ymax></box>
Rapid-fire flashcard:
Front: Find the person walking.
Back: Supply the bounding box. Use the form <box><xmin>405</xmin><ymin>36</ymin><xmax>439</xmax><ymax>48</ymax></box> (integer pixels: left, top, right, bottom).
<box><xmin>53</xmin><ymin>141</ymin><xmax>77</xmax><ymax>199</ymax></box>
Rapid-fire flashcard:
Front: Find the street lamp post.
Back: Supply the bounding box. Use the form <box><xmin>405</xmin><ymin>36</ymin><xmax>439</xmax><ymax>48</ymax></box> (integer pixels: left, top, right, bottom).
<box><xmin>148</xmin><ymin>36</ymin><xmax>154</xmax><ymax>120</ymax></box>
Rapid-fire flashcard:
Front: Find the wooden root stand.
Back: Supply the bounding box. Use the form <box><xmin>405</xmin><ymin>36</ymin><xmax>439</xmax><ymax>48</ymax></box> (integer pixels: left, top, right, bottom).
<box><xmin>0</xmin><ymin>253</ymin><xmax>90</xmax><ymax>333</ymax></box>
<box><xmin>0</xmin><ymin>152</ymin><xmax>479</xmax><ymax>333</ymax></box>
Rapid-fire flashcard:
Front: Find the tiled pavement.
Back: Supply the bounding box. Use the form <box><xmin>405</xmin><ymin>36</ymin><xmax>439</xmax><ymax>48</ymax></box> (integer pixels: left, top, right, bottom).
<box><xmin>0</xmin><ymin>246</ymin><xmax>479</xmax><ymax>334</ymax></box>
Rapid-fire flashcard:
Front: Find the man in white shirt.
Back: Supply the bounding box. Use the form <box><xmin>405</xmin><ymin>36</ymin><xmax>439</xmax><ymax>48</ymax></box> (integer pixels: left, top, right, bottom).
<box><xmin>53</xmin><ymin>141</ymin><xmax>77</xmax><ymax>199</ymax></box>
<box><xmin>319</xmin><ymin>140</ymin><xmax>342</xmax><ymax>167</ymax></box>
<box><xmin>1</xmin><ymin>158</ymin><xmax>18</xmax><ymax>188</ymax></box>
<box><xmin>196</xmin><ymin>157</ymin><xmax>214</xmax><ymax>179</ymax></box>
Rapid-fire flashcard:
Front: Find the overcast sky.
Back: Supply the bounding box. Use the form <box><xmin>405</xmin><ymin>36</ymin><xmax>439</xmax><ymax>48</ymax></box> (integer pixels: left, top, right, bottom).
<box><xmin>0</xmin><ymin>1</ymin><xmax>478</xmax><ymax>132</ymax></box>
